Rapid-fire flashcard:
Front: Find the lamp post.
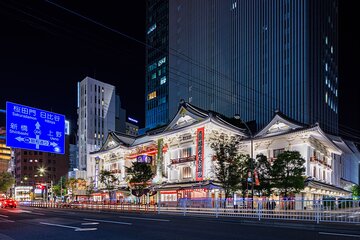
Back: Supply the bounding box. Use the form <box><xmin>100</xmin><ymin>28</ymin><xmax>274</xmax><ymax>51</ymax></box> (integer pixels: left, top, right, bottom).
<box><xmin>235</xmin><ymin>115</ymin><xmax>254</xmax><ymax>208</ymax></box>
<box><xmin>38</xmin><ymin>167</ymin><xmax>46</xmax><ymax>201</ymax></box>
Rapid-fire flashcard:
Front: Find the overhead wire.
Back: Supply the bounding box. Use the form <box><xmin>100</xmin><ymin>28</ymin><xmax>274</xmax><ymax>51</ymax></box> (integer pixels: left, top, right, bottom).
<box><xmin>6</xmin><ymin>1</ymin><xmax>359</xmax><ymax>140</ymax></box>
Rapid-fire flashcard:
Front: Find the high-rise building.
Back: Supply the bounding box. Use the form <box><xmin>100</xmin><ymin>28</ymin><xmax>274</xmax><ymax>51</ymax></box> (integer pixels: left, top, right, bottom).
<box><xmin>145</xmin><ymin>0</ymin><xmax>339</xmax><ymax>134</ymax></box>
<box><xmin>145</xmin><ymin>0</ymin><xmax>169</xmax><ymax>129</ymax></box>
<box><xmin>77</xmin><ymin>77</ymin><xmax>116</xmax><ymax>171</ymax></box>
<box><xmin>14</xmin><ymin>137</ymin><xmax>69</xmax><ymax>187</ymax></box>
<box><xmin>0</xmin><ymin>127</ymin><xmax>11</xmax><ymax>173</ymax></box>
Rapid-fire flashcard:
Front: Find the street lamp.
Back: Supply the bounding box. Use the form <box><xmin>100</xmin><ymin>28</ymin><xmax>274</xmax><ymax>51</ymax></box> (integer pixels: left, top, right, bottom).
<box><xmin>38</xmin><ymin>167</ymin><xmax>46</xmax><ymax>201</ymax></box>
<box><xmin>234</xmin><ymin>115</ymin><xmax>254</xmax><ymax>208</ymax></box>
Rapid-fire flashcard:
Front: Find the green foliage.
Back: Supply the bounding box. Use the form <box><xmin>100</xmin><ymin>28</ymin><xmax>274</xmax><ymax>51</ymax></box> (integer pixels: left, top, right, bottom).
<box><xmin>253</xmin><ymin>154</ymin><xmax>272</xmax><ymax>196</ymax></box>
<box><xmin>126</xmin><ymin>162</ymin><xmax>154</xmax><ymax>197</ymax></box>
<box><xmin>86</xmin><ymin>182</ymin><xmax>95</xmax><ymax>197</ymax></box>
<box><xmin>351</xmin><ymin>185</ymin><xmax>360</xmax><ymax>199</ymax></box>
<box><xmin>211</xmin><ymin>134</ymin><xmax>243</xmax><ymax>200</ymax></box>
<box><xmin>238</xmin><ymin>155</ymin><xmax>254</xmax><ymax>198</ymax></box>
<box><xmin>0</xmin><ymin>172</ymin><xmax>15</xmax><ymax>193</ymax></box>
<box><xmin>99</xmin><ymin>170</ymin><xmax>118</xmax><ymax>191</ymax></box>
<box><xmin>271</xmin><ymin>151</ymin><xmax>306</xmax><ymax>197</ymax></box>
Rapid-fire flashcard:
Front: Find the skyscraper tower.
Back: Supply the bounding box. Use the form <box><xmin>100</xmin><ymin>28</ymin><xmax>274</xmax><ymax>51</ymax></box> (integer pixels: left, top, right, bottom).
<box><xmin>77</xmin><ymin>77</ymin><xmax>116</xmax><ymax>171</ymax></box>
<box><xmin>145</xmin><ymin>0</ymin><xmax>339</xmax><ymax>134</ymax></box>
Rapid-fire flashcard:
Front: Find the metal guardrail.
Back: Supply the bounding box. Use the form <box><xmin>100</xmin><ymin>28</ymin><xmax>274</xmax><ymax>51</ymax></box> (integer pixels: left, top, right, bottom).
<box><xmin>20</xmin><ymin>199</ymin><xmax>360</xmax><ymax>224</ymax></box>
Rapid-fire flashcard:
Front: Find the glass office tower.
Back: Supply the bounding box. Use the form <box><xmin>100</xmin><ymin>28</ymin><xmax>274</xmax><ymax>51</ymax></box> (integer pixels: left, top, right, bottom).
<box><xmin>146</xmin><ymin>0</ymin><xmax>338</xmax><ymax>134</ymax></box>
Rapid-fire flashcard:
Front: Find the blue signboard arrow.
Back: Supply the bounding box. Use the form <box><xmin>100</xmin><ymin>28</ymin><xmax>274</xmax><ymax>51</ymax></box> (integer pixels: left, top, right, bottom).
<box><xmin>6</xmin><ymin>102</ymin><xmax>65</xmax><ymax>154</ymax></box>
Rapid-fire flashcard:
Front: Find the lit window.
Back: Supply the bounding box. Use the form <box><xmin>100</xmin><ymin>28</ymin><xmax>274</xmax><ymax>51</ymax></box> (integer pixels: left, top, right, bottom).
<box><xmin>148</xmin><ymin>91</ymin><xmax>157</xmax><ymax>100</ymax></box>
<box><xmin>158</xmin><ymin>57</ymin><xmax>166</xmax><ymax>67</ymax></box>
<box><xmin>160</xmin><ymin>76</ymin><xmax>167</xmax><ymax>85</ymax></box>
<box><xmin>148</xmin><ymin>63</ymin><xmax>157</xmax><ymax>71</ymax></box>
<box><xmin>325</xmin><ymin>92</ymin><xmax>328</xmax><ymax>103</ymax></box>
<box><xmin>335</xmin><ymin>89</ymin><xmax>338</xmax><ymax>97</ymax></box>
<box><xmin>158</xmin><ymin>96</ymin><xmax>166</xmax><ymax>105</ymax></box>
<box><xmin>325</xmin><ymin>77</ymin><xmax>328</xmax><ymax>85</ymax></box>
<box><xmin>325</xmin><ymin>63</ymin><xmax>328</xmax><ymax>72</ymax></box>
<box><xmin>183</xmin><ymin>166</ymin><xmax>192</xmax><ymax>179</ymax></box>
<box><xmin>151</xmin><ymin>73</ymin><xmax>156</xmax><ymax>79</ymax></box>
<box><xmin>180</xmin><ymin>147</ymin><xmax>192</xmax><ymax>158</ymax></box>
<box><xmin>325</xmin><ymin>36</ymin><xmax>328</xmax><ymax>45</ymax></box>
<box><xmin>331</xmin><ymin>46</ymin><xmax>333</xmax><ymax>54</ymax></box>
<box><xmin>147</xmin><ymin>24</ymin><xmax>157</xmax><ymax>35</ymax></box>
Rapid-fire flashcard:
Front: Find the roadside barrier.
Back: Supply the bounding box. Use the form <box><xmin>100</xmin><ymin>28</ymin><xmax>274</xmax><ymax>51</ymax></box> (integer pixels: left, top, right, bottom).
<box><xmin>20</xmin><ymin>198</ymin><xmax>360</xmax><ymax>224</ymax></box>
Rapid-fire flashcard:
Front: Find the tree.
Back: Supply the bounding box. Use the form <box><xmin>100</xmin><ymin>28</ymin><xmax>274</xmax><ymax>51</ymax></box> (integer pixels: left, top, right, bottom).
<box><xmin>126</xmin><ymin>162</ymin><xmax>154</xmax><ymax>202</ymax></box>
<box><xmin>253</xmin><ymin>154</ymin><xmax>272</xmax><ymax>197</ymax></box>
<box><xmin>86</xmin><ymin>182</ymin><xmax>95</xmax><ymax>201</ymax></box>
<box><xmin>0</xmin><ymin>172</ymin><xmax>15</xmax><ymax>194</ymax></box>
<box><xmin>66</xmin><ymin>178</ymin><xmax>78</xmax><ymax>201</ymax></box>
<box><xmin>99</xmin><ymin>170</ymin><xmax>118</xmax><ymax>200</ymax></box>
<box><xmin>271</xmin><ymin>151</ymin><xmax>306</xmax><ymax>198</ymax></box>
<box><xmin>211</xmin><ymin>134</ymin><xmax>243</xmax><ymax>206</ymax></box>
<box><xmin>351</xmin><ymin>185</ymin><xmax>360</xmax><ymax>200</ymax></box>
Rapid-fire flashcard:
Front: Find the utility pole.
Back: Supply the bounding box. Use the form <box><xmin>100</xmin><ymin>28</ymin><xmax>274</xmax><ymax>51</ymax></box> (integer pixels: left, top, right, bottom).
<box><xmin>50</xmin><ymin>180</ymin><xmax>53</xmax><ymax>202</ymax></box>
<box><xmin>60</xmin><ymin>177</ymin><xmax>63</xmax><ymax>202</ymax></box>
<box><xmin>237</xmin><ymin>116</ymin><xmax>254</xmax><ymax>209</ymax></box>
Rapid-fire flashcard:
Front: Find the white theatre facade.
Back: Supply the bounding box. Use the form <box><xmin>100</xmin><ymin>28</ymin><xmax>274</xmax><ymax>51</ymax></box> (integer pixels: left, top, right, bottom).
<box><xmin>89</xmin><ymin>101</ymin><xmax>357</xmax><ymax>203</ymax></box>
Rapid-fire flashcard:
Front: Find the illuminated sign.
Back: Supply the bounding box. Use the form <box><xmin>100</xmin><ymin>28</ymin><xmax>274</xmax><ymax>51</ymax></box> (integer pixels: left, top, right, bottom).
<box><xmin>127</xmin><ymin>117</ymin><xmax>138</xmax><ymax>124</ymax></box>
<box><xmin>136</xmin><ymin>155</ymin><xmax>152</xmax><ymax>164</ymax></box>
<box><xmin>196</xmin><ymin>127</ymin><xmax>204</xmax><ymax>181</ymax></box>
<box><xmin>6</xmin><ymin>102</ymin><xmax>65</xmax><ymax>154</ymax></box>
<box><xmin>65</xmin><ymin>120</ymin><xmax>70</xmax><ymax>135</ymax></box>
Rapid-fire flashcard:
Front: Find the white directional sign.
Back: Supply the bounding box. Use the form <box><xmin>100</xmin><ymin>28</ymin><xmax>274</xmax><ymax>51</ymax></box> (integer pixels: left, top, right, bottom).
<box><xmin>6</xmin><ymin>102</ymin><xmax>65</xmax><ymax>154</ymax></box>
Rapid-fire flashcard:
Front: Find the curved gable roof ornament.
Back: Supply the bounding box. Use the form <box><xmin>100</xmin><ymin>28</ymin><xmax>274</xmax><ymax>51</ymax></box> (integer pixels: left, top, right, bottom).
<box><xmin>255</xmin><ymin>110</ymin><xmax>307</xmax><ymax>138</ymax></box>
<box><xmin>164</xmin><ymin>100</ymin><xmax>209</xmax><ymax>132</ymax></box>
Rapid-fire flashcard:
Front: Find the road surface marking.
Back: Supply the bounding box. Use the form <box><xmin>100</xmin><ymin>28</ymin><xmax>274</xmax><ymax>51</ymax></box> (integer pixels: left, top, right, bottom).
<box><xmin>40</xmin><ymin>222</ymin><xmax>78</xmax><ymax>230</ymax></box>
<box><xmin>0</xmin><ymin>218</ymin><xmax>14</xmax><ymax>223</ymax></box>
<box><xmin>319</xmin><ymin>232</ymin><xmax>360</xmax><ymax>238</ymax></box>
<box><xmin>39</xmin><ymin>222</ymin><xmax>97</xmax><ymax>231</ymax></box>
<box><xmin>26</xmin><ymin>211</ymin><xmax>45</xmax><ymax>216</ymax></box>
<box><xmin>75</xmin><ymin>228</ymin><xmax>97</xmax><ymax>231</ymax></box>
<box><xmin>118</xmin><ymin>216</ymin><xmax>170</xmax><ymax>222</ymax></box>
<box><xmin>81</xmin><ymin>222</ymin><xmax>99</xmax><ymax>225</ymax></box>
<box><xmin>0</xmin><ymin>214</ymin><xmax>9</xmax><ymax>218</ymax></box>
<box><xmin>84</xmin><ymin>218</ymin><xmax>132</xmax><ymax>225</ymax></box>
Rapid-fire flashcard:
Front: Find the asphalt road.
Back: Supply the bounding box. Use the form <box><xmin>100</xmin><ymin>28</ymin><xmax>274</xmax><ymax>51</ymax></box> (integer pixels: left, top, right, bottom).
<box><xmin>0</xmin><ymin>206</ymin><xmax>359</xmax><ymax>240</ymax></box>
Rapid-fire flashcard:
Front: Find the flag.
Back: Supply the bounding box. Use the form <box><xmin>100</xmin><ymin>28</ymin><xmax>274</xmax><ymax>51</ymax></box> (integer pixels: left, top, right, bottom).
<box><xmin>254</xmin><ymin>169</ymin><xmax>260</xmax><ymax>186</ymax></box>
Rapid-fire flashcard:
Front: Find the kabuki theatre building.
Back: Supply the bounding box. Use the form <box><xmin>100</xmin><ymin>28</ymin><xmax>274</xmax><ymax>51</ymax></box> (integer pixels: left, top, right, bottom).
<box><xmin>89</xmin><ymin>101</ymin><xmax>359</xmax><ymax>203</ymax></box>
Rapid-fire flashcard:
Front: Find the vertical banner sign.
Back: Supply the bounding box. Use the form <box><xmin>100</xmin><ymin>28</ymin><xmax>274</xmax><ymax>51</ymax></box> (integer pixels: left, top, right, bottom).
<box><xmin>196</xmin><ymin>127</ymin><xmax>205</xmax><ymax>181</ymax></box>
<box><xmin>157</xmin><ymin>139</ymin><xmax>163</xmax><ymax>179</ymax></box>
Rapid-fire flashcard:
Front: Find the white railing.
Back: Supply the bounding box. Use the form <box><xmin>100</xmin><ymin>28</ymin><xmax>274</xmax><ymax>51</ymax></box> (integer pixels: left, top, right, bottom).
<box><xmin>20</xmin><ymin>198</ymin><xmax>360</xmax><ymax>224</ymax></box>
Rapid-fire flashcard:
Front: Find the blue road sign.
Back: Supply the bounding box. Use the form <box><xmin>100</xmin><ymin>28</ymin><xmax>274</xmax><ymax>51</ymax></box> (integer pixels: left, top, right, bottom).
<box><xmin>6</xmin><ymin>102</ymin><xmax>65</xmax><ymax>154</ymax></box>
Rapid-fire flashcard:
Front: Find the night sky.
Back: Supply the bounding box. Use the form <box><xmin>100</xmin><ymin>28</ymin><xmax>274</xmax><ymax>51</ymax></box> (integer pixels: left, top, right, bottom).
<box><xmin>0</xmin><ymin>1</ymin><xmax>359</xmax><ymax>142</ymax></box>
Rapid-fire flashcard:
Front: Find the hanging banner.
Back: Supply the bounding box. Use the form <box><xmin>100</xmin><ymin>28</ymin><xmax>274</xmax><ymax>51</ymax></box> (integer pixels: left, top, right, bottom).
<box><xmin>254</xmin><ymin>170</ymin><xmax>260</xmax><ymax>186</ymax></box>
<box><xmin>196</xmin><ymin>127</ymin><xmax>204</xmax><ymax>181</ymax></box>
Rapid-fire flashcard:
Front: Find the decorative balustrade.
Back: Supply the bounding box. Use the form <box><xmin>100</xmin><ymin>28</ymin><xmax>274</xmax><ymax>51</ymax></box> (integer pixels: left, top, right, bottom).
<box><xmin>310</xmin><ymin>157</ymin><xmax>331</xmax><ymax>169</ymax></box>
<box><xmin>171</xmin><ymin>155</ymin><xmax>196</xmax><ymax>164</ymax></box>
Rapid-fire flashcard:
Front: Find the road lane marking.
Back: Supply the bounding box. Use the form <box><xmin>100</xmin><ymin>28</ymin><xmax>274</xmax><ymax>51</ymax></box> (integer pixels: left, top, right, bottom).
<box><xmin>40</xmin><ymin>222</ymin><xmax>78</xmax><ymax>230</ymax></box>
<box><xmin>84</xmin><ymin>218</ymin><xmax>132</xmax><ymax>225</ymax></box>
<box><xmin>319</xmin><ymin>232</ymin><xmax>360</xmax><ymax>238</ymax></box>
<box><xmin>75</xmin><ymin>228</ymin><xmax>97</xmax><ymax>231</ymax></box>
<box><xmin>39</xmin><ymin>222</ymin><xmax>97</xmax><ymax>231</ymax></box>
<box><xmin>24</xmin><ymin>211</ymin><xmax>45</xmax><ymax>216</ymax></box>
<box><xmin>0</xmin><ymin>219</ymin><xmax>15</xmax><ymax>223</ymax></box>
<box><xmin>118</xmin><ymin>216</ymin><xmax>170</xmax><ymax>222</ymax></box>
<box><xmin>0</xmin><ymin>214</ymin><xmax>9</xmax><ymax>218</ymax></box>
<box><xmin>81</xmin><ymin>222</ymin><xmax>99</xmax><ymax>225</ymax></box>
